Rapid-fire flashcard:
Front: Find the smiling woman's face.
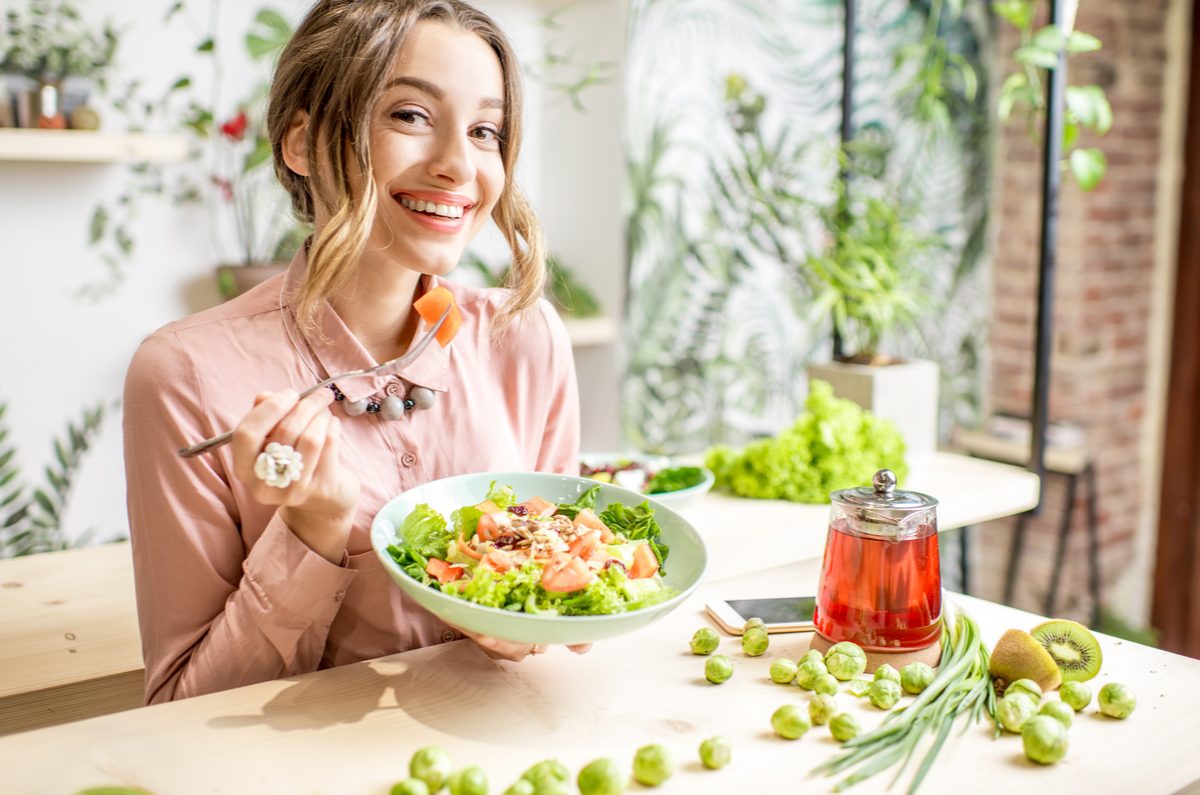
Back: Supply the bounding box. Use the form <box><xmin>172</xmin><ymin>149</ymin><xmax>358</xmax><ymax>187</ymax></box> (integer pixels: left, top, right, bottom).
<box><xmin>364</xmin><ymin>20</ymin><xmax>507</xmax><ymax>275</ymax></box>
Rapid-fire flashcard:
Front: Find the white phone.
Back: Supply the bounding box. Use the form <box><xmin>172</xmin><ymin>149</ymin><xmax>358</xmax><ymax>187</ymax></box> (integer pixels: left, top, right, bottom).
<box><xmin>705</xmin><ymin>596</ymin><xmax>817</xmax><ymax>635</ymax></box>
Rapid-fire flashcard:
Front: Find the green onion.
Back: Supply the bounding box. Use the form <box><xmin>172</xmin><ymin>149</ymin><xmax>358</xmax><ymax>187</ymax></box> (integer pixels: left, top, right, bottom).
<box><xmin>811</xmin><ymin>600</ymin><xmax>999</xmax><ymax>794</ymax></box>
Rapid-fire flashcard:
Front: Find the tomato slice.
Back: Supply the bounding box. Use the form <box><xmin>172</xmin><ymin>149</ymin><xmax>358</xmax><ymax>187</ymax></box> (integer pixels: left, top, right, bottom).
<box><xmin>477</xmin><ymin>512</ymin><xmax>500</xmax><ymax>542</ymax></box>
<box><xmin>540</xmin><ymin>552</ymin><xmax>594</xmax><ymax>592</ymax></box>
<box><xmin>482</xmin><ymin>549</ymin><xmax>516</xmax><ymax>573</ymax></box>
<box><xmin>573</xmin><ymin>508</ymin><xmax>614</xmax><ymax>542</ymax></box>
<box><xmin>628</xmin><ymin>543</ymin><xmax>660</xmax><ymax>579</ymax></box>
<box><xmin>568</xmin><ymin>529</ymin><xmax>602</xmax><ymax>560</ymax></box>
<box><xmin>518</xmin><ymin>496</ymin><xmax>557</xmax><ymax>518</ymax></box>
<box><xmin>426</xmin><ymin>558</ymin><xmax>465</xmax><ymax>583</ymax></box>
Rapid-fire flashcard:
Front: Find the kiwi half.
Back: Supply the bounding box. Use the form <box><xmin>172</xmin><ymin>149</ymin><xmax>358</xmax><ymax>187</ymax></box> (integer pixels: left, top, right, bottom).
<box><xmin>1031</xmin><ymin>619</ymin><xmax>1102</xmax><ymax>683</ymax></box>
<box><xmin>989</xmin><ymin>628</ymin><xmax>1062</xmax><ymax>694</ymax></box>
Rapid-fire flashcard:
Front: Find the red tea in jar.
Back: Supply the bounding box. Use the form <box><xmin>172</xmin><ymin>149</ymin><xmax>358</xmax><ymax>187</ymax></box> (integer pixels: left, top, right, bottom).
<box><xmin>813</xmin><ymin>469</ymin><xmax>942</xmax><ymax>652</ymax></box>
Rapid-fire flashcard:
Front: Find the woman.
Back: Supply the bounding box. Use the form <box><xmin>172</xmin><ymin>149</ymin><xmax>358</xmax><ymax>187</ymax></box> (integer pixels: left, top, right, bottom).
<box><xmin>123</xmin><ymin>0</ymin><xmax>582</xmax><ymax>704</ymax></box>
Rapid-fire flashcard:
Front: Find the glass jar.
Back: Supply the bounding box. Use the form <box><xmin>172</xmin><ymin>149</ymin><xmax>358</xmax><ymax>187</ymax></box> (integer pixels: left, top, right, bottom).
<box><xmin>813</xmin><ymin>469</ymin><xmax>941</xmax><ymax>652</ymax></box>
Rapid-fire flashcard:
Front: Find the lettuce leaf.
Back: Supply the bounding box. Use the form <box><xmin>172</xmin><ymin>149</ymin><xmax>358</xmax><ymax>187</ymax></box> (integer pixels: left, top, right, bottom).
<box><xmin>386</xmin><ymin>503</ymin><xmax>453</xmax><ymax>584</ymax></box>
<box><xmin>554</xmin><ymin>484</ymin><xmax>601</xmax><ymax>520</ymax></box>
<box><xmin>706</xmin><ymin>379</ymin><xmax>907</xmax><ymax>503</ymax></box>
<box><xmin>598</xmin><ymin>501</ymin><xmax>670</xmax><ymax>574</ymax></box>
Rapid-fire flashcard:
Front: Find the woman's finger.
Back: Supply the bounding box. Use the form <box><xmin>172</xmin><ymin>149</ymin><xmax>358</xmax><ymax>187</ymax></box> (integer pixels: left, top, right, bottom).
<box><xmin>265</xmin><ymin>387</ymin><xmax>334</xmax><ymax>448</ymax></box>
<box><xmin>281</xmin><ymin>408</ymin><xmax>332</xmax><ymax>499</ymax></box>
<box><xmin>230</xmin><ymin>390</ymin><xmax>300</xmax><ymax>482</ymax></box>
<box><xmin>566</xmin><ymin>643</ymin><xmax>592</xmax><ymax>655</ymax></box>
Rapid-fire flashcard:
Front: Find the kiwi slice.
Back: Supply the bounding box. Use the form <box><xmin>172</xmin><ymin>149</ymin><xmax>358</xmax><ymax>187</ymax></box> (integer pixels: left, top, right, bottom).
<box><xmin>989</xmin><ymin>629</ymin><xmax>1062</xmax><ymax>694</ymax></box>
<box><xmin>1031</xmin><ymin>619</ymin><xmax>1102</xmax><ymax>683</ymax></box>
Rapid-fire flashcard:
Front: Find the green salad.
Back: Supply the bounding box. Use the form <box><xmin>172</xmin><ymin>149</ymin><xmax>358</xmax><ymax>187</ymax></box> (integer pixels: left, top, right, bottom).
<box><xmin>386</xmin><ymin>483</ymin><xmax>677</xmax><ymax>616</ymax></box>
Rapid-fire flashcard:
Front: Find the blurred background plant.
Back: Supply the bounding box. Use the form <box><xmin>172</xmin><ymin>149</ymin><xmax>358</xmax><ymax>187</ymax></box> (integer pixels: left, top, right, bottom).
<box><xmin>80</xmin><ymin>3</ymin><xmax>303</xmax><ymax>299</ymax></box>
<box><xmin>804</xmin><ymin>146</ymin><xmax>942</xmax><ymax>365</ymax></box>
<box><xmin>462</xmin><ymin>251</ymin><xmax>603</xmax><ymax>318</ymax></box>
<box><xmin>0</xmin><ymin>0</ymin><xmax>118</xmax><ymax>83</ymax></box>
<box><xmin>993</xmin><ymin>0</ymin><xmax>1112</xmax><ymax>190</ymax></box>
<box><xmin>0</xmin><ymin>401</ymin><xmax>112</xmax><ymax>558</ymax></box>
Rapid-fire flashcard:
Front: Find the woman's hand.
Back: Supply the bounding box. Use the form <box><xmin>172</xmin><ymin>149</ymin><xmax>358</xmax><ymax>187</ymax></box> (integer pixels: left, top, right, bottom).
<box><xmin>453</xmin><ymin>624</ymin><xmax>592</xmax><ymax>662</ymax></box>
<box><xmin>230</xmin><ymin>389</ymin><xmax>361</xmax><ymax>563</ymax></box>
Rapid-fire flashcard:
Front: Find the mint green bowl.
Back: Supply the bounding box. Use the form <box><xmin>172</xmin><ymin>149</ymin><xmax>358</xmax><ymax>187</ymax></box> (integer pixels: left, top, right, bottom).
<box><xmin>371</xmin><ymin>471</ymin><xmax>708</xmax><ymax>645</ymax></box>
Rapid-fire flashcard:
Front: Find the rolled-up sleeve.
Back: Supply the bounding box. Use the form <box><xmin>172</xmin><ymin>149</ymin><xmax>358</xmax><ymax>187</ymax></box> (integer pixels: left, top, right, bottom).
<box><xmin>123</xmin><ymin>331</ymin><xmax>356</xmax><ymax>704</ymax></box>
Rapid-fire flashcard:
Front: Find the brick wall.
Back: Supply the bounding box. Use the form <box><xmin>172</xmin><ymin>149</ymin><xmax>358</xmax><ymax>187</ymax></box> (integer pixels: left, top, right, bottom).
<box><xmin>975</xmin><ymin>0</ymin><xmax>1171</xmax><ymax>625</ymax></box>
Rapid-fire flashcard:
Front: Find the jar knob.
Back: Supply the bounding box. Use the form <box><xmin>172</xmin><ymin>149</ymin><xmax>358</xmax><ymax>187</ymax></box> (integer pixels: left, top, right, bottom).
<box><xmin>872</xmin><ymin>469</ymin><xmax>897</xmax><ymax>494</ymax></box>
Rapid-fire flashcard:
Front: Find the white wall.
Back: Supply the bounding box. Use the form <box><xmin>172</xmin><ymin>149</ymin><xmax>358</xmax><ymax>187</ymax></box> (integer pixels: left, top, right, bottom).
<box><xmin>0</xmin><ymin>0</ymin><xmax>623</xmax><ymax>545</ymax></box>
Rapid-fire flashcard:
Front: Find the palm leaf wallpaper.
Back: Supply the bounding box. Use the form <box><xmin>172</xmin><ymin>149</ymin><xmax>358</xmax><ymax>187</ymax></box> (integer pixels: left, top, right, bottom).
<box><xmin>621</xmin><ymin>0</ymin><xmax>993</xmax><ymax>452</ymax></box>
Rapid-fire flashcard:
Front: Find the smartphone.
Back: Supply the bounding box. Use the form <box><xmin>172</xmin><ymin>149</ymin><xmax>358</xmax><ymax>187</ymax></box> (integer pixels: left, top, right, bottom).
<box><xmin>705</xmin><ymin>596</ymin><xmax>817</xmax><ymax>634</ymax></box>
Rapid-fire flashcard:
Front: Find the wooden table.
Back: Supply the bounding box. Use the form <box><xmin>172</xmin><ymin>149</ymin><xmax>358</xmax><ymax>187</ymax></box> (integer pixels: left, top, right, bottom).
<box><xmin>2</xmin><ymin>555</ymin><xmax>1196</xmax><ymax>795</ymax></box>
<box><xmin>0</xmin><ymin>543</ymin><xmax>143</xmax><ymax>735</ymax></box>
<box><xmin>0</xmin><ymin>452</ymin><xmax>1038</xmax><ymax>737</ymax></box>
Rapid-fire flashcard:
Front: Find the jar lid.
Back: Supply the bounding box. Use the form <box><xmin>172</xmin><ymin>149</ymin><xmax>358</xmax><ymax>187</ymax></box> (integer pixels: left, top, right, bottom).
<box><xmin>830</xmin><ymin>469</ymin><xmax>938</xmax><ymax>512</ymax></box>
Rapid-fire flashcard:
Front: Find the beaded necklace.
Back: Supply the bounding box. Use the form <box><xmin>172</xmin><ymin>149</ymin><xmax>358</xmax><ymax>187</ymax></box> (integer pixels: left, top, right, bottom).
<box><xmin>278</xmin><ymin>280</ymin><xmax>437</xmax><ymax>420</ymax></box>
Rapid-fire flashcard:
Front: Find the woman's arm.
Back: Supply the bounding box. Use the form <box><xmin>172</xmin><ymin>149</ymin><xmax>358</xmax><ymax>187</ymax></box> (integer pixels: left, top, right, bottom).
<box><xmin>123</xmin><ymin>331</ymin><xmax>357</xmax><ymax>703</ymax></box>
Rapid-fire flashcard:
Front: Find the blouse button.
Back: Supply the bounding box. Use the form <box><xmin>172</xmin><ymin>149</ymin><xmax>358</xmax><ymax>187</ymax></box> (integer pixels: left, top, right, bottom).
<box><xmin>441</xmin><ymin>630</ymin><xmax>456</xmax><ymax>643</ymax></box>
<box><xmin>401</xmin><ymin>451</ymin><xmax>417</xmax><ymax>467</ymax></box>
<box><xmin>384</xmin><ymin>380</ymin><xmax>403</xmax><ymax>397</ymax></box>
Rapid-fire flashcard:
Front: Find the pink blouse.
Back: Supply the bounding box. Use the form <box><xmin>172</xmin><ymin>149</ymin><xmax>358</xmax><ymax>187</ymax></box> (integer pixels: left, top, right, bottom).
<box><xmin>123</xmin><ymin>251</ymin><xmax>580</xmax><ymax>704</ymax></box>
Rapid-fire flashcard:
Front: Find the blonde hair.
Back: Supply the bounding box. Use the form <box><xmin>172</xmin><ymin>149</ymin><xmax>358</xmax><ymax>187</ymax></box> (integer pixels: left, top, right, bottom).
<box><xmin>267</xmin><ymin>0</ymin><xmax>545</xmax><ymax>336</ymax></box>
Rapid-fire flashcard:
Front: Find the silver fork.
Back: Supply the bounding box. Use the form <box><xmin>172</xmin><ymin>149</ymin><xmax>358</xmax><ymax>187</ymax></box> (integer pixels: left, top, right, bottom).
<box><xmin>177</xmin><ymin>305</ymin><xmax>452</xmax><ymax>458</ymax></box>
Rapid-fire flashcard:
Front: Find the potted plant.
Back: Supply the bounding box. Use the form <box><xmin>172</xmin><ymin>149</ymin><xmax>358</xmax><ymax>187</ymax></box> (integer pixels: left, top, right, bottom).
<box><xmin>0</xmin><ymin>0</ymin><xmax>118</xmax><ymax>129</ymax></box>
<box><xmin>193</xmin><ymin>8</ymin><xmax>301</xmax><ymax>299</ymax></box>
<box><xmin>803</xmin><ymin>163</ymin><xmax>944</xmax><ymax>458</ymax></box>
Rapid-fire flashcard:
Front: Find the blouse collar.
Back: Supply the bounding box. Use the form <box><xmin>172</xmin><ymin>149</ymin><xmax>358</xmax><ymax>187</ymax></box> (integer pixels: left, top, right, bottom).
<box><xmin>280</xmin><ymin>246</ymin><xmax>451</xmax><ymax>402</ymax></box>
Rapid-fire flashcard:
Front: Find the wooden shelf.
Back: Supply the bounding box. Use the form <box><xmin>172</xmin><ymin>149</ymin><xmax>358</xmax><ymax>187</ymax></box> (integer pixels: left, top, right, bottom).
<box><xmin>0</xmin><ymin>129</ymin><xmax>189</xmax><ymax>163</ymax></box>
<box><xmin>562</xmin><ymin>315</ymin><xmax>618</xmax><ymax>348</ymax></box>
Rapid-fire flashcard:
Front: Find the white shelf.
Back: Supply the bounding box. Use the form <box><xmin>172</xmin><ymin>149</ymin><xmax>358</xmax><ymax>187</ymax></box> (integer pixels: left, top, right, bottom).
<box><xmin>562</xmin><ymin>315</ymin><xmax>618</xmax><ymax>348</ymax></box>
<box><xmin>0</xmin><ymin>129</ymin><xmax>189</xmax><ymax>163</ymax></box>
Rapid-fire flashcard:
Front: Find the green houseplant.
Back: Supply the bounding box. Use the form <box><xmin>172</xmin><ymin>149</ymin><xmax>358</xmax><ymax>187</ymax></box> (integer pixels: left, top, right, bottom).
<box><xmin>804</xmin><ymin>146</ymin><xmax>945</xmax><ymax>458</ymax></box>
<box><xmin>0</xmin><ymin>0</ymin><xmax>119</xmax><ymax>128</ymax></box>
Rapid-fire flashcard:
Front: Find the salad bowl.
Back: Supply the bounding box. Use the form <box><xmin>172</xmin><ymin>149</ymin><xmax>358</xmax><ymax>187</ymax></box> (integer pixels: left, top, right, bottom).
<box><xmin>371</xmin><ymin>471</ymin><xmax>708</xmax><ymax>645</ymax></box>
<box><xmin>579</xmin><ymin>452</ymin><xmax>715</xmax><ymax>511</ymax></box>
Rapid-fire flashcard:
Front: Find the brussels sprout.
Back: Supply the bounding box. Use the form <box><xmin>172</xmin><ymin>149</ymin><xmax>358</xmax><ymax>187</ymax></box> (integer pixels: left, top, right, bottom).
<box><xmin>1098</xmin><ymin>682</ymin><xmax>1137</xmax><ymax>719</ymax></box>
<box><xmin>698</xmin><ymin>736</ymin><xmax>732</xmax><ymax>770</ymax></box>
<box><xmin>846</xmin><ymin>677</ymin><xmax>872</xmax><ymax>698</ymax></box>
<box><xmin>390</xmin><ymin>779</ymin><xmax>430</xmax><ymax>795</ymax></box>
<box><xmin>744</xmin><ymin>617</ymin><xmax>766</xmax><ymax>632</ymax></box>
<box><xmin>690</xmin><ymin>627</ymin><xmax>720</xmax><ymax>655</ymax></box>
<box><xmin>812</xmin><ymin>672</ymin><xmax>839</xmax><ymax>696</ymax></box>
<box><xmin>501</xmin><ymin>781</ymin><xmax>535</xmax><ymax>795</ymax></box>
<box><xmin>794</xmin><ymin>658</ymin><xmax>828</xmax><ymax>690</ymax></box>
<box><xmin>410</xmin><ymin>746</ymin><xmax>453</xmax><ymax>792</ymax></box>
<box><xmin>1004</xmin><ymin>678</ymin><xmax>1042</xmax><ymax>703</ymax></box>
<box><xmin>448</xmin><ymin>765</ymin><xmax>488</xmax><ymax>795</ymax></box>
<box><xmin>741</xmin><ymin>627</ymin><xmax>769</xmax><ymax>657</ymax></box>
<box><xmin>808</xmin><ymin>693</ymin><xmax>837</xmax><ymax>726</ymax></box>
<box><xmin>577</xmin><ymin>758</ymin><xmax>626</xmax><ymax>795</ymax></box>
<box><xmin>771</xmin><ymin>704</ymin><xmax>811</xmax><ymax>740</ymax></box>
<box><xmin>705</xmin><ymin>654</ymin><xmax>734</xmax><ymax>684</ymax></box>
<box><xmin>1021</xmin><ymin>714</ymin><xmax>1069</xmax><ymax>764</ymax></box>
<box><xmin>868</xmin><ymin>678</ymin><xmax>902</xmax><ymax>710</ymax></box>
<box><xmin>770</xmin><ymin>658</ymin><xmax>798</xmax><ymax>684</ymax></box>
<box><xmin>1059</xmin><ymin>681</ymin><xmax>1092</xmax><ymax>712</ymax></box>
<box><xmin>873</xmin><ymin>663</ymin><xmax>901</xmax><ymax>686</ymax></box>
<box><xmin>632</xmin><ymin>744</ymin><xmax>675</xmax><ymax>787</ymax></box>
<box><xmin>900</xmin><ymin>662</ymin><xmax>934</xmax><ymax>694</ymax></box>
<box><xmin>824</xmin><ymin>642</ymin><xmax>867</xmax><ymax>680</ymax></box>
<box><xmin>1038</xmin><ymin>700</ymin><xmax>1074</xmax><ymax>729</ymax></box>
<box><xmin>519</xmin><ymin>759</ymin><xmax>571</xmax><ymax>795</ymax></box>
<box><xmin>800</xmin><ymin>649</ymin><xmax>824</xmax><ymax>666</ymax></box>
<box><xmin>997</xmin><ymin>692</ymin><xmax>1038</xmax><ymax>733</ymax></box>
<box><xmin>829</xmin><ymin>713</ymin><xmax>862</xmax><ymax>743</ymax></box>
